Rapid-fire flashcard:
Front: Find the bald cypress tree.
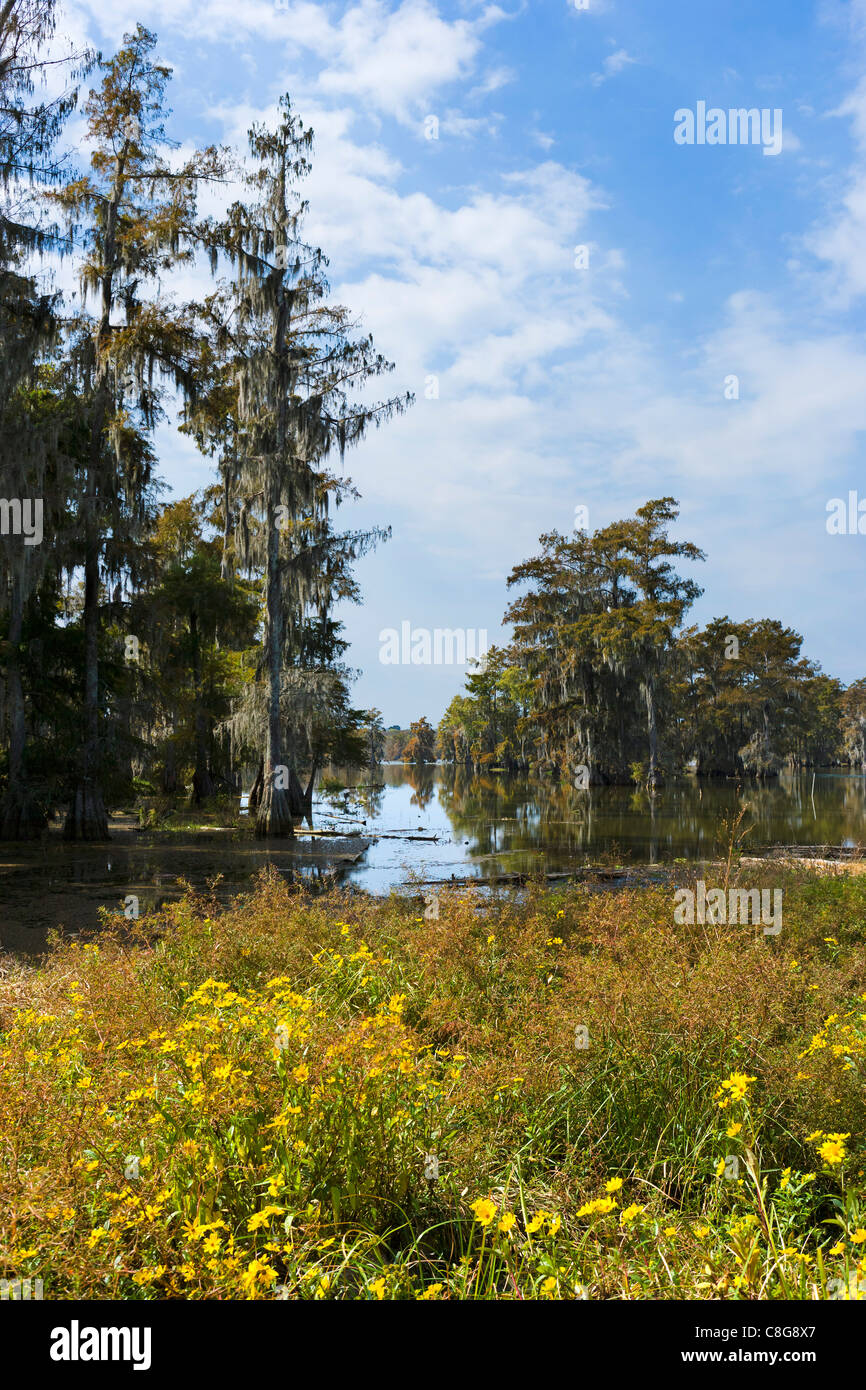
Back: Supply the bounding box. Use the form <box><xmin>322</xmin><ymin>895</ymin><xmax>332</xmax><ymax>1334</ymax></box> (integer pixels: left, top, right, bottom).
<box><xmin>603</xmin><ymin>499</ymin><xmax>705</xmax><ymax>789</ymax></box>
<box><xmin>0</xmin><ymin>0</ymin><xmax>91</xmax><ymax>836</ymax></box>
<box><xmin>216</xmin><ymin>96</ymin><xmax>409</xmax><ymax>837</ymax></box>
<box><xmin>46</xmin><ymin>25</ymin><xmax>226</xmax><ymax>838</ymax></box>
<box><xmin>507</xmin><ymin>500</ymin><xmax>704</xmax><ymax>787</ymax></box>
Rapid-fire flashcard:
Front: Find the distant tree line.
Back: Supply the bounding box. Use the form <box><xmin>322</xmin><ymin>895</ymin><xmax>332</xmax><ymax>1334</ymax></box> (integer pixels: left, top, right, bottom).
<box><xmin>437</xmin><ymin>499</ymin><xmax>866</xmax><ymax>786</ymax></box>
<box><xmin>382</xmin><ymin>720</ymin><xmax>437</xmax><ymax>764</ymax></box>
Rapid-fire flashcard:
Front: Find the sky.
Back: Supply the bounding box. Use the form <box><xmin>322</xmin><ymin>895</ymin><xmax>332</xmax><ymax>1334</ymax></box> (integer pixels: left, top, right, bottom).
<box><xmin>46</xmin><ymin>0</ymin><xmax>866</xmax><ymax>725</ymax></box>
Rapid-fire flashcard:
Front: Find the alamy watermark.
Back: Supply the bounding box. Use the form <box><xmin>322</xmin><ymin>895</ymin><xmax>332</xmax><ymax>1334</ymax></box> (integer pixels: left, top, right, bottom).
<box><xmin>0</xmin><ymin>498</ymin><xmax>43</xmax><ymax>546</ymax></box>
<box><xmin>828</xmin><ymin>1273</ymin><xmax>866</xmax><ymax>1300</ymax></box>
<box><xmin>379</xmin><ymin>623</ymin><xmax>488</xmax><ymax>666</ymax></box>
<box><xmin>1</xmin><ymin>1277</ymin><xmax>43</xmax><ymax>1299</ymax></box>
<box><xmin>674</xmin><ymin>103</ymin><xmax>783</xmax><ymax>157</ymax></box>
<box><xmin>674</xmin><ymin>881</ymin><xmax>782</xmax><ymax>935</ymax></box>
<box><xmin>826</xmin><ymin>491</ymin><xmax>866</xmax><ymax>535</ymax></box>
<box><xmin>50</xmin><ymin>1322</ymin><xmax>152</xmax><ymax>1371</ymax></box>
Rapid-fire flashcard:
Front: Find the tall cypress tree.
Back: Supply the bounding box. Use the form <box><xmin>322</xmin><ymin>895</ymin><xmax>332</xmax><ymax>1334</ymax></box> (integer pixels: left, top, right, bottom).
<box><xmin>47</xmin><ymin>24</ymin><xmax>226</xmax><ymax>838</ymax></box>
<box><xmin>215</xmin><ymin>96</ymin><xmax>409</xmax><ymax>837</ymax></box>
<box><xmin>0</xmin><ymin>0</ymin><xmax>91</xmax><ymax>836</ymax></box>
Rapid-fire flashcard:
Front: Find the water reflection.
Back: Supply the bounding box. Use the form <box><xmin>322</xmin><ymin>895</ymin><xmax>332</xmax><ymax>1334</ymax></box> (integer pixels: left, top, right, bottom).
<box><xmin>343</xmin><ymin>766</ymin><xmax>866</xmax><ymax>892</ymax></box>
<box><xmin>3</xmin><ymin>767</ymin><xmax>865</xmax><ymax>952</ymax></box>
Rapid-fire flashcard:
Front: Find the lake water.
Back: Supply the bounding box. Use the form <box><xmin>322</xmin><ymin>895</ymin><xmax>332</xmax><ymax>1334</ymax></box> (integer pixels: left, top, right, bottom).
<box><xmin>326</xmin><ymin>765</ymin><xmax>866</xmax><ymax>893</ymax></box>
<box><xmin>2</xmin><ymin>767</ymin><xmax>864</xmax><ymax>952</ymax></box>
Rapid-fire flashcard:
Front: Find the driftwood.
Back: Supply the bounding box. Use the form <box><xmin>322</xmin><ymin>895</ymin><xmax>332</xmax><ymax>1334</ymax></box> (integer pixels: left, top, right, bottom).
<box><xmin>374</xmin><ymin>832</ymin><xmax>440</xmax><ymax>842</ymax></box>
<box><xmin>411</xmin><ymin>867</ymin><xmax>635</xmax><ymax>888</ymax></box>
<box><xmin>756</xmin><ymin>843</ymin><xmax>863</xmax><ymax>859</ymax></box>
<box><xmin>741</xmin><ymin>853</ymin><xmax>866</xmax><ymax>874</ymax></box>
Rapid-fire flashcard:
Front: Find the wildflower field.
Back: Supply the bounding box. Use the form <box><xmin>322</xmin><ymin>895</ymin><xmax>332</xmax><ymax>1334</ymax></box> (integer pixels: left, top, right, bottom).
<box><xmin>1</xmin><ymin>866</ymin><xmax>865</xmax><ymax>1301</ymax></box>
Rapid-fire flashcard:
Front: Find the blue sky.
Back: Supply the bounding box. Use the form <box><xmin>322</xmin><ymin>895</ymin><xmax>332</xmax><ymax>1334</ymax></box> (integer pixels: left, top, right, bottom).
<box><xmin>53</xmin><ymin>0</ymin><xmax>866</xmax><ymax>724</ymax></box>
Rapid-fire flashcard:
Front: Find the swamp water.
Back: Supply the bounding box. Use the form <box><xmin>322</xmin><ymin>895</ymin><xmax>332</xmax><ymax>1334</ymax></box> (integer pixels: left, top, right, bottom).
<box><xmin>1</xmin><ymin>766</ymin><xmax>864</xmax><ymax>953</ymax></box>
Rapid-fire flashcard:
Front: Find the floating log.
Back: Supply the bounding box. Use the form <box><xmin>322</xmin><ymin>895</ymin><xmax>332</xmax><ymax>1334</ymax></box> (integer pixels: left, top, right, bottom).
<box><xmin>374</xmin><ymin>832</ymin><xmax>440</xmax><ymax>842</ymax></box>
<box><xmin>410</xmin><ymin>866</ymin><xmax>635</xmax><ymax>888</ymax></box>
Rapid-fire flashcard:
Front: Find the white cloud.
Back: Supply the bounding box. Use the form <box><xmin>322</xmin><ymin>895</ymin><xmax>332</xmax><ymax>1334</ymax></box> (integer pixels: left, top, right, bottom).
<box><xmin>806</xmin><ymin>80</ymin><xmax>866</xmax><ymax>299</ymax></box>
<box><xmin>804</xmin><ymin>3</ymin><xmax>866</xmax><ymax>300</ymax></box>
<box><xmin>63</xmin><ymin>0</ymin><xmax>503</xmax><ymax>127</ymax></box>
<box><xmin>590</xmin><ymin>47</ymin><xmax>637</xmax><ymax>87</ymax></box>
<box><xmin>313</xmin><ymin>0</ymin><xmax>488</xmax><ymax>122</ymax></box>
<box><xmin>468</xmin><ymin>65</ymin><xmax>515</xmax><ymax>99</ymax></box>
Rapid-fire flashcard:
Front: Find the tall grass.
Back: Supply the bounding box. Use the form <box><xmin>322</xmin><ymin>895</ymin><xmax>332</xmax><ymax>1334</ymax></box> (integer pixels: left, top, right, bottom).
<box><xmin>1</xmin><ymin>865</ymin><xmax>864</xmax><ymax>1299</ymax></box>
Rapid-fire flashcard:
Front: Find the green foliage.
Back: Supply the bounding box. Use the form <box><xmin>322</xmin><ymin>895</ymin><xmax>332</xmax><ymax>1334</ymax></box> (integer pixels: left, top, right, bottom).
<box><xmin>439</xmin><ymin>502</ymin><xmax>858</xmax><ymax>786</ymax></box>
<box><xmin>402</xmin><ymin>716</ymin><xmax>437</xmax><ymax>764</ymax></box>
<box><xmin>0</xmin><ymin>28</ymin><xmax>404</xmax><ymax>834</ymax></box>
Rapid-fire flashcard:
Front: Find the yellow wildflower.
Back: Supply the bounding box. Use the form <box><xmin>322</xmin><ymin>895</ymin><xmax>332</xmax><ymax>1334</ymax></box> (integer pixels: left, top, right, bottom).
<box><xmin>469</xmin><ymin>1197</ymin><xmax>497</xmax><ymax>1227</ymax></box>
<box><xmin>247</xmin><ymin>1205</ymin><xmax>285</xmax><ymax>1232</ymax></box>
<box><xmin>817</xmin><ymin>1139</ymin><xmax>846</xmax><ymax>1165</ymax></box>
<box><xmin>620</xmin><ymin>1203</ymin><xmax>646</xmax><ymax>1225</ymax></box>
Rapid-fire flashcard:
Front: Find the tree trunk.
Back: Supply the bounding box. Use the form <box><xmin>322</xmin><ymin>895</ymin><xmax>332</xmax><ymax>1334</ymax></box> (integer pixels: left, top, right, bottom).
<box><xmin>190</xmin><ymin>608</ymin><xmax>215</xmax><ymax>804</ymax></box>
<box><xmin>248</xmin><ymin>755</ymin><xmax>264</xmax><ymax>811</ymax></box>
<box><xmin>162</xmin><ymin>743</ymin><xmax>178</xmax><ymax>795</ymax></box>
<box><xmin>287</xmin><ymin>765</ymin><xmax>305</xmax><ymax>816</ymax></box>
<box><xmin>191</xmin><ymin>729</ymin><xmax>215</xmax><ymax>803</ymax></box>
<box><xmin>255</xmin><ymin>490</ymin><xmax>293</xmax><ymax>837</ymax></box>
<box><xmin>220</xmin><ymin>461</ymin><xmax>233</xmax><ymax>582</ymax></box>
<box><xmin>760</xmin><ymin>702</ymin><xmax>774</xmax><ymax>779</ymax></box>
<box><xmin>64</xmin><ymin>151</ymin><xmax>121</xmax><ymax>843</ymax></box>
<box><xmin>645</xmin><ymin>676</ymin><xmax>662</xmax><ymax>790</ymax></box>
<box><xmin>302</xmin><ymin>758</ymin><xmax>318</xmax><ymax>816</ymax></box>
<box><xmin>64</xmin><ymin>511</ymin><xmax>109</xmax><ymax>840</ymax></box>
<box><xmin>0</xmin><ymin>574</ymin><xmax>46</xmax><ymax>838</ymax></box>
